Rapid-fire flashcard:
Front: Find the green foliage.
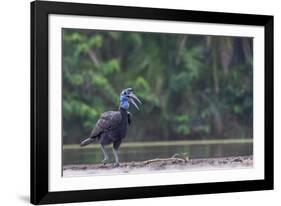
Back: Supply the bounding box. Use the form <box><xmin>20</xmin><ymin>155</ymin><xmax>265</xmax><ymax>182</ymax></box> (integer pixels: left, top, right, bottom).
<box><xmin>174</xmin><ymin>115</ymin><xmax>191</xmax><ymax>135</ymax></box>
<box><xmin>63</xmin><ymin>29</ymin><xmax>253</xmax><ymax>144</ymax></box>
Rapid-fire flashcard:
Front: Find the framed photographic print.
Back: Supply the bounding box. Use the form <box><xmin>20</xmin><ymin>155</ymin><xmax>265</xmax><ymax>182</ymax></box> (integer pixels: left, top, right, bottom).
<box><xmin>31</xmin><ymin>0</ymin><xmax>274</xmax><ymax>204</ymax></box>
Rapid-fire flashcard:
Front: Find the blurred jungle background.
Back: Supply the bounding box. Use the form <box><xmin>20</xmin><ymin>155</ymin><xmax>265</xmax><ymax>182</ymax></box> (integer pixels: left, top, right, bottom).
<box><xmin>62</xmin><ymin>29</ymin><xmax>253</xmax><ymax>165</ymax></box>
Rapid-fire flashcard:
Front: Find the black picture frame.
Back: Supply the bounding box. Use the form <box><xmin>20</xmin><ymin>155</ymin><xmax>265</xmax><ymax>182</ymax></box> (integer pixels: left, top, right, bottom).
<box><xmin>31</xmin><ymin>0</ymin><xmax>274</xmax><ymax>204</ymax></box>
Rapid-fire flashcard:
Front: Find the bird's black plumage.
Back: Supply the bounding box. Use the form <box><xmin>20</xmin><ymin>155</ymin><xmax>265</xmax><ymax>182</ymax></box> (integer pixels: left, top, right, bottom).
<box><xmin>92</xmin><ymin>109</ymin><xmax>129</xmax><ymax>144</ymax></box>
<box><xmin>80</xmin><ymin>88</ymin><xmax>141</xmax><ymax>166</ymax></box>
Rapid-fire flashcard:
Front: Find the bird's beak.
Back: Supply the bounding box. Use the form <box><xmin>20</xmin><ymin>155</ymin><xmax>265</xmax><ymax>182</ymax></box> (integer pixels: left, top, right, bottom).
<box><xmin>128</xmin><ymin>92</ymin><xmax>142</xmax><ymax>110</ymax></box>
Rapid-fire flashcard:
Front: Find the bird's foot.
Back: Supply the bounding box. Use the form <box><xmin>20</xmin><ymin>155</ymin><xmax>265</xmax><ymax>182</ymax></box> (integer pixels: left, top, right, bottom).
<box><xmin>101</xmin><ymin>158</ymin><xmax>109</xmax><ymax>165</ymax></box>
<box><xmin>113</xmin><ymin>162</ymin><xmax>120</xmax><ymax>167</ymax></box>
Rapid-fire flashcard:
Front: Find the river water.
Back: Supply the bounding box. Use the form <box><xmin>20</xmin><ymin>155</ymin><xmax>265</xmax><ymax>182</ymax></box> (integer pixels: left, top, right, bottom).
<box><xmin>63</xmin><ymin>142</ymin><xmax>253</xmax><ymax>165</ymax></box>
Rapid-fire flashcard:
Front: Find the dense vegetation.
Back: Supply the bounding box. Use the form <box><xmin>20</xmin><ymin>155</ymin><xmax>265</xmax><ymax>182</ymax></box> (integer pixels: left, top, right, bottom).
<box><xmin>62</xmin><ymin>29</ymin><xmax>253</xmax><ymax>144</ymax></box>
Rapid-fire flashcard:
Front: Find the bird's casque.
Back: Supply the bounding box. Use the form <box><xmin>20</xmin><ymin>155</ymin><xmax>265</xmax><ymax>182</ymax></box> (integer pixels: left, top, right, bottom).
<box><xmin>120</xmin><ymin>88</ymin><xmax>142</xmax><ymax>110</ymax></box>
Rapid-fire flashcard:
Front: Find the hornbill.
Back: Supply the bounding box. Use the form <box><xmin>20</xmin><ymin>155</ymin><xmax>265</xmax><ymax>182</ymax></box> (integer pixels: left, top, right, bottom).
<box><xmin>80</xmin><ymin>88</ymin><xmax>141</xmax><ymax>167</ymax></box>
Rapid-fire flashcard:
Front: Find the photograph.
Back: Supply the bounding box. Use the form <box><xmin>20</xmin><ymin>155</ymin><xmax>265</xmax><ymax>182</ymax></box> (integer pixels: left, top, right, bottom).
<box><xmin>62</xmin><ymin>28</ymin><xmax>254</xmax><ymax>177</ymax></box>
<box><xmin>30</xmin><ymin>1</ymin><xmax>273</xmax><ymax>204</ymax></box>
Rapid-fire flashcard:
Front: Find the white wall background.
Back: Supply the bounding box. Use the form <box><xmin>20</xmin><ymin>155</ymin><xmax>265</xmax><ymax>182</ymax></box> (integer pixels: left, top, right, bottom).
<box><xmin>0</xmin><ymin>0</ymin><xmax>279</xmax><ymax>205</ymax></box>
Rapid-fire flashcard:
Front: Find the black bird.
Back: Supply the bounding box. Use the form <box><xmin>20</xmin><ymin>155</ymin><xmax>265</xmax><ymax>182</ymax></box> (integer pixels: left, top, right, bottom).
<box><xmin>80</xmin><ymin>88</ymin><xmax>141</xmax><ymax>167</ymax></box>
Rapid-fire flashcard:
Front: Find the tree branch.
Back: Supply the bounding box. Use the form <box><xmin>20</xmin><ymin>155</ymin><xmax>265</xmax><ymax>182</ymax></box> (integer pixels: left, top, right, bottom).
<box><xmin>88</xmin><ymin>49</ymin><xmax>100</xmax><ymax>67</ymax></box>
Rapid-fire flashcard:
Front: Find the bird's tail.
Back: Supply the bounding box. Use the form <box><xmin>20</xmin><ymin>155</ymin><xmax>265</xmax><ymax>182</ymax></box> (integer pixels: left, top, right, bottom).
<box><xmin>80</xmin><ymin>137</ymin><xmax>95</xmax><ymax>147</ymax></box>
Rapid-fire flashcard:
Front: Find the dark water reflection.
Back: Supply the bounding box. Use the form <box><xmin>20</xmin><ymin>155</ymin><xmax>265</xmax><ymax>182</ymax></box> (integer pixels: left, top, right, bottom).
<box><xmin>63</xmin><ymin>143</ymin><xmax>253</xmax><ymax>165</ymax></box>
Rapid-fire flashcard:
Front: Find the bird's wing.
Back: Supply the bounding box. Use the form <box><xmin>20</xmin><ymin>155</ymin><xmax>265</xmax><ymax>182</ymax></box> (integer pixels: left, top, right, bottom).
<box><xmin>89</xmin><ymin>111</ymin><xmax>122</xmax><ymax>138</ymax></box>
<box><xmin>127</xmin><ymin>111</ymin><xmax>132</xmax><ymax>125</ymax></box>
<box><xmin>98</xmin><ymin>111</ymin><xmax>122</xmax><ymax>129</ymax></box>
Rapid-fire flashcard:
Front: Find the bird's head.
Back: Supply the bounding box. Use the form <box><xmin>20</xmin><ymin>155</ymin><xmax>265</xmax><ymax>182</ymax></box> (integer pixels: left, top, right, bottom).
<box><xmin>119</xmin><ymin>88</ymin><xmax>142</xmax><ymax>110</ymax></box>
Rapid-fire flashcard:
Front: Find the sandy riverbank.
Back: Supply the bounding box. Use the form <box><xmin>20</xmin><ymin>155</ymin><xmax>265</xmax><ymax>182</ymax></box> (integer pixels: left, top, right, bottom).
<box><xmin>63</xmin><ymin>155</ymin><xmax>253</xmax><ymax>177</ymax></box>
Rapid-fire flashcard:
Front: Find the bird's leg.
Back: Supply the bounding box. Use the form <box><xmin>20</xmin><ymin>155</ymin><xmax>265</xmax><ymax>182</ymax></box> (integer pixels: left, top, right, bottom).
<box><xmin>112</xmin><ymin>141</ymin><xmax>121</xmax><ymax>167</ymax></box>
<box><xmin>112</xmin><ymin>148</ymin><xmax>120</xmax><ymax>167</ymax></box>
<box><xmin>100</xmin><ymin>145</ymin><xmax>109</xmax><ymax>165</ymax></box>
